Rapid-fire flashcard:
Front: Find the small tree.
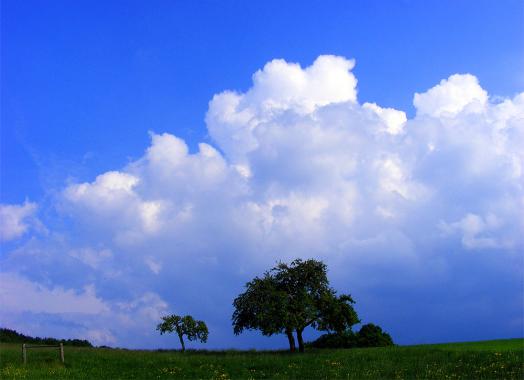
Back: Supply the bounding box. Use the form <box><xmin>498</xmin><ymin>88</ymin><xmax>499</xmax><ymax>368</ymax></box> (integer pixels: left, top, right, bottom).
<box><xmin>156</xmin><ymin>314</ymin><xmax>208</xmax><ymax>352</ymax></box>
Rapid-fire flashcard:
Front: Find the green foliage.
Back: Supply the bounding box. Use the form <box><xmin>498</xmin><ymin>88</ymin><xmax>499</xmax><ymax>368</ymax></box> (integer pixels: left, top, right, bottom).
<box><xmin>306</xmin><ymin>331</ymin><xmax>358</xmax><ymax>349</ymax></box>
<box><xmin>157</xmin><ymin>315</ymin><xmax>208</xmax><ymax>351</ymax></box>
<box><xmin>314</xmin><ymin>294</ymin><xmax>359</xmax><ymax>334</ymax></box>
<box><xmin>0</xmin><ymin>328</ymin><xmax>92</xmax><ymax>347</ymax></box>
<box><xmin>232</xmin><ymin>274</ymin><xmax>289</xmax><ymax>336</ymax></box>
<box><xmin>232</xmin><ymin>259</ymin><xmax>359</xmax><ymax>352</ymax></box>
<box><xmin>308</xmin><ymin>324</ymin><xmax>395</xmax><ymax>349</ymax></box>
<box><xmin>1</xmin><ymin>339</ymin><xmax>522</xmax><ymax>379</ymax></box>
<box><xmin>357</xmin><ymin>323</ymin><xmax>394</xmax><ymax>347</ymax></box>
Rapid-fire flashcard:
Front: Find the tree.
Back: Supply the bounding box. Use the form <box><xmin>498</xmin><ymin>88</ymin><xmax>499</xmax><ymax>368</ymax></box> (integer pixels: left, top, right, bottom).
<box><xmin>156</xmin><ymin>314</ymin><xmax>208</xmax><ymax>352</ymax></box>
<box><xmin>232</xmin><ymin>259</ymin><xmax>359</xmax><ymax>352</ymax></box>
<box><xmin>232</xmin><ymin>273</ymin><xmax>297</xmax><ymax>351</ymax></box>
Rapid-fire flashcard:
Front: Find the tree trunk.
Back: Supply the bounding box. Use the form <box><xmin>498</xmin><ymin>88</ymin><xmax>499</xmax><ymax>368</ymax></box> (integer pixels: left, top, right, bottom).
<box><xmin>296</xmin><ymin>329</ymin><xmax>305</xmax><ymax>353</ymax></box>
<box><xmin>178</xmin><ymin>333</ymin><xmax>186</xmax><ymax>352</ymax></box>
<box><xmin>286</xmin><ymin>328</ymin><xmax>296</xmax><ymax>352</ymax></box>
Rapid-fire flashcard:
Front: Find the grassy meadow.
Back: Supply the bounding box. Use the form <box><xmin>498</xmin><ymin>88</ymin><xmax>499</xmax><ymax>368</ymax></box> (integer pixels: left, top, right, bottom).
<box><xmin>1</xmin><ymin>338</ymin><xmax>522</xmax><ymax>379</ymax></box>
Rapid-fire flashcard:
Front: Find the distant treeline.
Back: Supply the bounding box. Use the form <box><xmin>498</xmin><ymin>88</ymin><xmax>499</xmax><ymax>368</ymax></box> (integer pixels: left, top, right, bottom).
<box><xmin>0</xmin><ymin>328</ymin><xmax>93</xmax><ymax>347</ymax></box>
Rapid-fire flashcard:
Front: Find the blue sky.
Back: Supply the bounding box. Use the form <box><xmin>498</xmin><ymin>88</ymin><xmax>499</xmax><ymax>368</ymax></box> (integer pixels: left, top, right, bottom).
<box><xmin>1</xmin><ymin>1</ymin><xmax>523</xmax><ymax>348</ymax></box>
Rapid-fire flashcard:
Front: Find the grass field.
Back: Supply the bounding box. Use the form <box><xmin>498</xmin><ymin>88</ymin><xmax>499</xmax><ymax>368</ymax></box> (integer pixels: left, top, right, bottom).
<box><xmin>1</xmin><ymin>338</ymin><xmax>522</xmax><ymax>379</ymax></box>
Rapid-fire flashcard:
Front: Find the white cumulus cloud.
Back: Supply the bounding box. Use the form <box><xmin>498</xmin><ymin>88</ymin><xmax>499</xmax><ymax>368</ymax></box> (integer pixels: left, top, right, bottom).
<box><xmin>413</xmin><ymin>73</ymin><xmax>488</xmax><ymax>117</ymax></box>
<box><xmin>1</xmin><ymin>55</ymin><xmax>523</xmax><ymax>347</ymax></box>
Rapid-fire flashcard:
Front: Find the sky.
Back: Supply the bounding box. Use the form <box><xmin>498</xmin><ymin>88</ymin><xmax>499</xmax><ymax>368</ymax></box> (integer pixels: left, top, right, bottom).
<box><xmin>1</xmin><ymin>0</ymin><xmax>523</xmax><ymax>349</ymax></box>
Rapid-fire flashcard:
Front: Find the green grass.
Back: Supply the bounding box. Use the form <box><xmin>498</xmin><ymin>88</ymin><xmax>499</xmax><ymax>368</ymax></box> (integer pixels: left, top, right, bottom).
<box><xmin>414</xmin><ymin>338</ymin><xmax>524</xmax><ymax>351</ymax></box>
<box><xmin>1</xmin><ymin>338</ymin><xmax>522</xmax><ymax>379</ymax></box>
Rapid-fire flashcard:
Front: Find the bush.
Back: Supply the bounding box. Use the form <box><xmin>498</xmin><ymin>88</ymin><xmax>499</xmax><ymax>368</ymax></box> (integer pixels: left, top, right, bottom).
<box><xmin>307</xmin><ymin>323</ymin><xmax>394</xmax><ymax>349</ymax></box>
<box><xmin>357</xmin><ymin>323</ymin><xmax>394</xmax><ymax>347</ymax></box>
<box><xmin>306</xmin><ymin>331</ymin><xmax>357</xmax><ymax>349</ymax></box>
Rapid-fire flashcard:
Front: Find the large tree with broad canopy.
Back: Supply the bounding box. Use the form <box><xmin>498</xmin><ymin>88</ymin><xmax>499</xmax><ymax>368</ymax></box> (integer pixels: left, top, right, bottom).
<box><xmin>232</xmin><ymin>259</ymin><xmax>359</xmax><ymax>352</ymax></box>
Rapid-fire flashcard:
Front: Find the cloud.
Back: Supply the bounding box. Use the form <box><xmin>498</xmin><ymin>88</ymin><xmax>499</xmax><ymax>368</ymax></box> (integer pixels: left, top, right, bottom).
<box><xmin>1</xmin><ymin>55</ymin><xmax>523</xmax><ymax>347</ymax></box>
<box><xmin>68</xmin><ymin>247</ymin><xmax>113</xmax><ymax>269</ymax></box>
<box><xmin>0</xmin><ymin>201</ymin><xmax>39</xmax><ymax>241</ymax></box>
<box><xmin>206</xmin><ymin>55</ymin><xmax>357</xmax><ymax>162</ymax></box>
<box><xmin>362</xmin><ymin>102</ymin><xmax>407</xmax><ymax>135</ymax></box>
<box><xmin>439</xmin><ymin>213</ymin><xmax>513</xmax><ymax>250</ymax></box>
<box><xmin>62</xmin><ymin>171</ymin><xmax>165</xmax><ymax>244</ymax></box>
<box><xmin>0</xmin><ymin>272</ymin><xmax>109</xmax><ymax>314</ymax></box>
<box><xmin>413</xmin><ymin>74</ymin><xmax>488</xmax><ymax>117</ymax></box>
<box><xmin>0</xmin><ymin>271</ymin><xmax>168</xmax><ymax>347</ymax></box>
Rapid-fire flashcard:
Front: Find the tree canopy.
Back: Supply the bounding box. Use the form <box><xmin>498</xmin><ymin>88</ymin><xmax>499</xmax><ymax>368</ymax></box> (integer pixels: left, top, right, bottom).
<box><xmin>157</xmin><ymin>314</ymin><xmax>208</xmax><ymax>352</ymax></box>
<box><xmin>232</xmin><ymin>259</ymin><xmax>359</xmax><ymax>352</ymax></box>
<box><xmin>357</xmin><ymin>323</ymin><xmax>394</xmax><ymax>347</ymax></box>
